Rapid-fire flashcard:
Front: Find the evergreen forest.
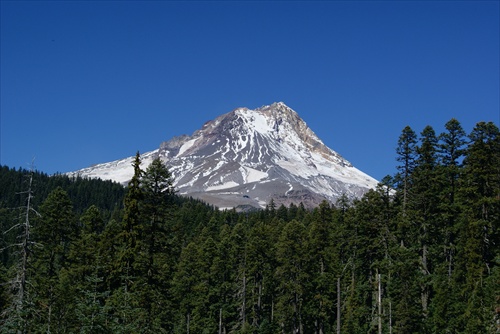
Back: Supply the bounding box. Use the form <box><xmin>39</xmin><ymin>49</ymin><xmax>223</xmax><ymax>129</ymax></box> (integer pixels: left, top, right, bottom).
<box><xmin>0</xmin><ymin>119</ymin><xmax>498</xmax><ymax>333</ymax></box>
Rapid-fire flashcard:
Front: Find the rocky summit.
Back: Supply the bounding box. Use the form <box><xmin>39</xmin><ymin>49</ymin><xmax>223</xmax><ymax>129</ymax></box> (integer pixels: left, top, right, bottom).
<box><xmin>69</xmin><ymin>102</ymin><xmax>379</xmax><ymax>210</ymax></box>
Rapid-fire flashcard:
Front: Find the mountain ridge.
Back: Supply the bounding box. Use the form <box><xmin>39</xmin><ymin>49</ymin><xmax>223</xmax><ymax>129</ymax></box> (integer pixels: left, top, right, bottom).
<box><xmin>69</xmin><ymin>102</ymin><xmax>378</xmax><ymax>209</ymax></box>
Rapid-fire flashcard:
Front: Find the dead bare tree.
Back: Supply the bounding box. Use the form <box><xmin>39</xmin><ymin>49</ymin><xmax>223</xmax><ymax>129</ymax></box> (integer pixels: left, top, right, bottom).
<box><xmin>1</xmin><ymin>163</ymin><xmax>40</xmax><ymax>333</ymax></box>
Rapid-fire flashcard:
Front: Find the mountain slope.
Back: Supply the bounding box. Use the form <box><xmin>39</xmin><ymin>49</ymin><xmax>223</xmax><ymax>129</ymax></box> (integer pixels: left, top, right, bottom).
<box><xmin>69</xmin><ymin>102</ymin><xmax>378</xmax><ymax>209</ymax></box>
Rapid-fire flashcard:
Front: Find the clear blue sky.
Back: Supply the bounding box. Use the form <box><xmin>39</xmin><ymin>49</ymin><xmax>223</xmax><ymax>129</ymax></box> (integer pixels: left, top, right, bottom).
<box><xmin>1</xmin><ymin>1</ymin><xmax>499</xmax><ymax>181</ymax></box>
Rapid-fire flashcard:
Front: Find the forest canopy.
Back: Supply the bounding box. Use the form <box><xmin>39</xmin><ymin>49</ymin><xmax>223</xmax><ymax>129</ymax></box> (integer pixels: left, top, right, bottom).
<box><xmin>1</xmin><ymin>119</ymin><xmax>499</xmax><ymax>333</ymax></box>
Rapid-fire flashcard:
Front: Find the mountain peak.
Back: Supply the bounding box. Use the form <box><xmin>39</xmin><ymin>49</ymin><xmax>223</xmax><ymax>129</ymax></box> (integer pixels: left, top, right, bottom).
<box><xmin>266</xmin><ymin>101</ymin><xmax>289</xmax><ymax>109</ymax></box>
<box><xmin>257</xmin><ymin>101</ymin><xmax>294</xmax><ymax>114</ymax></box>
<box><xmin>69</xmin><ymin>103</ymin><xmax>378</xmax><ymax>210</ymax></box>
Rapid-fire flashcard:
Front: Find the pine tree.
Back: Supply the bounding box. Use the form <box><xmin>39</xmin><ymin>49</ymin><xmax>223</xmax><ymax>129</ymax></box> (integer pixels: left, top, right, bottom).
<box><xmin>428</xmin><ymin>118</ymin><xmax>466</xmax><ymax>332</ymax></box>
<box><xmin>107</xmin><ymin>151</ymin><xmax>144</xmax><ymax>332</ymax></box>
<box><xmin>246</xmin><ymin>221</ymin><xmax>278</xmax><ymax>331</ymax></box>
<box><xmin>455</xmin><ymin>121</ymin><xmax>500</xmax><ymax>332</ymax></box>
<box><xmin>351</xmin><ymin>189</ymin><xmax>399</xmax><ymax>334</ymax></box>
<box><xmin>213</xmin><ymin>224</ymin><xmax>237</xmax><ymax>333</ymax></box>
<box><xmin>306</xmin><ymin>200</ymin><xmax>336</xmax><ymax>334</ymax></box>
<box><xmin>119</xmin><ymin>151</ymin><xmax>144</xmax><ymax>279</ymax></box>
<box><xmin>171</xmin><ymin>241</ymin><xmax>202</xmax><ymax>333</ymax></box>
<box><xmin>396</xmin><ymin>126</ymin><xmax>418</xmax><ymax>213</ymax></box>
<box><xmin>395</xmin><ymin>125</ymin><xmax>418</xmax><ymax>252</ymax></box>
<box><xmin>32</xmin><ymin>187</ymin><xmax>77</xmax><ymax>333</ymax></box>
<box><xmin>66</xmin><ymin>205</ymin><xmax>109</xmax><ymax>333</ymax></box>
<box><xmin>437</xmin><ymin>118</ymin><xmax>466</xmax><ymax>277</ymax></box>
<box><xmin>74</xmin><ymin>264</ymin><xmax>110</xmax><ymax>334</ymax></box>
<box><xmin>275</xmin><ymin>220</ymin><xmax>309</xmax><ymax>333</ymax></box>
<box><xmin>411</xmin><ymin>125</ymin><xmax>440</xmax><ymax>320</ymax></box>
<box><xmin>134</xmin><ymin>157</ymin><xmax>175</xmax><ymax>331</ymax></box>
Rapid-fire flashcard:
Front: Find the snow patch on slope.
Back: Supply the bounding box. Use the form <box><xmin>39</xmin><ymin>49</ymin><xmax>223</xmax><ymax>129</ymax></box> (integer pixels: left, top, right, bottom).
<box><xmin>206</xmin><ymin>181</ymin><xmax>240</xmax><ymax>191</ymax></box>
<box><xmin>241</xmin><ymin>166</ymin><xmax>268</xmax><ymax>183</ymax></box>
<box><xmin>69</xmin><ymin>102</ymin><xmax>379</xmax><ymax>209</ymax></box>
<box><xmin>178</xmin><ymin>138</ymin><xmax>198</xmax><ymax>156</ymax></box>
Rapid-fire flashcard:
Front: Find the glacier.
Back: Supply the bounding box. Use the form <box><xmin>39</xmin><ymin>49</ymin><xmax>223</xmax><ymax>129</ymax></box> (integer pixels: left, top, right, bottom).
<box><xmin>68</xmin><ymin>102</ymin><xmax>379</xmax><ymax>209</ymax></box>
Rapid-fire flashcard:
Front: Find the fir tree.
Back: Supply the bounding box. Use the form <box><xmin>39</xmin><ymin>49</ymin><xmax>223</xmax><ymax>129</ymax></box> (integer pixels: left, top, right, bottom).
<box><xmin>136</xmin><ymin>157</ymin><xmax>175</xmax><ymax>332</ymax></box>
<box><xmin>108</xmin><ymin>151</ymin><xmax>144</xmax><ymax>331</ymax></box>
<box><xmin>275</xmin><ymin>220</ymin><xmax>308</xmax><ymax>333</ymax></box>
<box><xmin>32</xmin><ymin>187</ymin><xmax>77</xmax><ymax>333</ymax></box>
<box><xmin>306</xmin><ymin>200</ymin><xmax>336</xmax><ymax>333</ymax></box>
<box><xmin>455</xmin><ymin>121</ymin><xmax>500</xmax><ymax>332</ymax></box>
<box><xmin>412</xmin><ymin>125</ymin><xmax>440</xmax><ymax>319</ymax></box>
<box><xmin>396</xmin><ymin>125</ymin><xmax>418</xmax><ymax>212</ymax></box>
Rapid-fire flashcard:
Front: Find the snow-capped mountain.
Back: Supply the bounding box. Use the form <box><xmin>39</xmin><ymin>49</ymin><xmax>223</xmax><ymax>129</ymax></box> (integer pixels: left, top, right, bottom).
<box><xmin>69</xmin><ymin>102</ymin><xmax>379</xmax><ymax>209</ymax></box>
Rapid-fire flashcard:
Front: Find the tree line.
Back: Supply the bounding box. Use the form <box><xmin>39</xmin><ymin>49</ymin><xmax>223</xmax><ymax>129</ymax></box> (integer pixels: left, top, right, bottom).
<box><xmin>0</xmin><ymin>118</ymin><xmax>498</xmax><ymax>333</ymax></box>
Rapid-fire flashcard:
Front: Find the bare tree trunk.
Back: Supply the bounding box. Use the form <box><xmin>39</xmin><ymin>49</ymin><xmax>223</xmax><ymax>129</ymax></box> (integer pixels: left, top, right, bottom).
<box><xmin>448</xmin><ymin>244</ymin><xmax>453</xmax><ymax>277</ymax></box>
<box><xmin>258</xmin><ymin>278</ymin><xmax>262</xmax><ymax>311</ymax></box>
<box><xmin>47</xmin><ymin>293</ymin><xmax>52</xmax><ymax>334</ymax></box>
<box><xmin>219</xmin><ymin>308</ymin><xmax>222</xmax><ymax>334</ymax></box>
<box><xmin>241</xmin><ymin>272</ymin><xmax>246</xmax><ymax>327</ymax></box>
<box><xmin>389</xmin><ymin>300</ymin><xmax>392</xmax><ymax>334</ymax></box>
<box><xmin>337</xmin><ymin>277</ymin><xmax>341</xmax><ymax>334</ymax></box>
<box><xmin>11</xmin><ymin>168</ymin><xmax>38</xmax><ymax>333</ymax></box>
<box><xmin>378</xmin><ymin>272</ymin><xmax>382</xmax><ymax>334</ymax></box>
<box><xmin>421</xmin><ymin>243</ymin><xmax>429</xmax><ymax>317</ymax></box>
<box><xmin>295</xmin><ymin>291</ymin><xmax>303</xmax><ymax>334</ymax></box>
<box><xmin>255</xmin><ymin>275</ymin><xmax>262</xmax><ymax>327</ymax></box>
<box><xmin>293</xmin><ymin>294</ymin><xmax>298</xmax><ymax>333</ymax></box>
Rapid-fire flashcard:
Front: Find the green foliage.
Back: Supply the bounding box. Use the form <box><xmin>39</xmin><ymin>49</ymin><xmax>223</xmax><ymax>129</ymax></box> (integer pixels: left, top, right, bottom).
<box><xmin>1</xmin><ymin>118</ymin><xmax>498</xmax><ymax>333</ymax></box>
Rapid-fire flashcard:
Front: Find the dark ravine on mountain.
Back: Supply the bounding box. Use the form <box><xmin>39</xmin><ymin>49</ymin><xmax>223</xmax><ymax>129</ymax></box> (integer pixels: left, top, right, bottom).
<box><xmin>69</xmin><ymin>102</ymin><xmax>378</xmax><ymax>209</ymax></box>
